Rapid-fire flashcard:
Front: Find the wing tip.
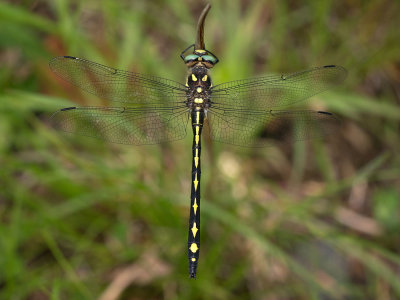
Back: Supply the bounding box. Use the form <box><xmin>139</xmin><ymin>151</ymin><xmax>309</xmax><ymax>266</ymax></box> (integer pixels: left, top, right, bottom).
<box><xmin>323</xmin><ymin>64</ymin><xmax>348</xmax><ymax>83</ymax></box>
<box><xmin>323</xmin><ymin>64</ymin><xmax>347</xmax><ymax>73</ymax></box>
<box><xmin>50</xmin><ymin>107</ymin><xmax>76</xmax><ymax>121</ymax></box>
<box><xmin>317</xmin><ymin>110</ymin><xmax>343</xmax><ymax>125</ymax></box>
<box><xmin>49</xmin><ymin>56</ymin><xmax>78</xmax><ymax>69</ymax></box>
<box><xmin>60</xmin><ymin>106</ymin><xmax>77</xmax><ymax>111</ymax></box>
<box><xmin>317</xmin><ymin>111</ymin><xmax>333</xmax><ymax>115</ymax></box>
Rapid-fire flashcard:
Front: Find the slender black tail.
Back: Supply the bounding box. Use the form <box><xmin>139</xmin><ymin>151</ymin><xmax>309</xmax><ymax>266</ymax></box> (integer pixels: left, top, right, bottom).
<box><xmin>188</xmin><ymin>109</ymin><xmax>204</xmax><ymax>278</ymax></box>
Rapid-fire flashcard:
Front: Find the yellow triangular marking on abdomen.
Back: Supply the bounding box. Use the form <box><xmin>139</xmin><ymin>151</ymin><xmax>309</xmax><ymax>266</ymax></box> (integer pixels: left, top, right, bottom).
<box><xmin>194</xmin><ymin>173</ymin><xmax>198</xmax><ymax>191</ymax></box>
<box><xmin>193</xmin><ymin>198</ymin><xmax>198</xmax><ymax>214</ymax></box>
<box><xmin>194</xmin><ymin>149</ymin><xmax>199</xmax><ymax>167</ymax></box>
<box><xmin>191</xmin><ymin>222</ymin><xmax>198</xmax><ymax>237</ymax></box>
<box><xmin>195</xmin><ymin>126</ymin><xmax>200</xmax><ymax>145</ymax></box>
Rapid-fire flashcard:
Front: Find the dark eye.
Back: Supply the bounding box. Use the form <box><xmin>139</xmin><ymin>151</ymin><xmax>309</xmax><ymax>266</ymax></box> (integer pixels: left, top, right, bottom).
<box><xmin>184</xmin><ymin>54</ymin><xmax>199</xmax><ymax>62</ymax></box>
<box><xmin>201</xmin><ymin>55</ymin><xmax>217</xmax><ymax>64</ymax></box>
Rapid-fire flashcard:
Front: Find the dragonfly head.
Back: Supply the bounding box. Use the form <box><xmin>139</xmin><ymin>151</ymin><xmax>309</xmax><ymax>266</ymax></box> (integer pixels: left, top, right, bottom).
<box><xmin>180</xmin><ymin>44</ymin><xmax>219</xmax><ymax>69</ymax></box>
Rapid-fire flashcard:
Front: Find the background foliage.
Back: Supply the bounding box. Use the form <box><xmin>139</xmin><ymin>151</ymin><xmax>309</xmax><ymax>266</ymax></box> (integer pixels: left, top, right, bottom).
<box><xmin>1</xmin><ymin>0</ymin><xmax>400</xmax><ymax>299</ymax></box>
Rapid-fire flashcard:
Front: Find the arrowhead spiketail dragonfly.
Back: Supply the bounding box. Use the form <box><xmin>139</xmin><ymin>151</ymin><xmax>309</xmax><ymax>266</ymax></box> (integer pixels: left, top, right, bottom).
<box><xmin>49</xmin><ymin>4</ymin><xmax>347</xmax><ymax>278</ymax></box>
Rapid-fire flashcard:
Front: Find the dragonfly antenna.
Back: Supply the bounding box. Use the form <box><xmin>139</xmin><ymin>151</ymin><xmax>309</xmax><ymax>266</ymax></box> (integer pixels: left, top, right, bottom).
<box><xmin>195</xmin><ymin>3</ymin><xmax>211</xmax><ymax>50</ymax></box>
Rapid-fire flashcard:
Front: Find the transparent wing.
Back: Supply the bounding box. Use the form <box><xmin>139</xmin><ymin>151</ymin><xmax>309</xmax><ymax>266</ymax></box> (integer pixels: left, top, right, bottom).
<box><xmin>49</xmin><ymin>56</ymin><xmax>187</xmax><ymax>105</ymax></box>
<box><xmin>207</xmin><ymin>109</ymin><xmax>339</xmax><ymax>147</ymax></box>
<box><xmin>211</xmin><ymin>65</ymin><xmax>347</xmax><ymax>110</ymax></box>
<box><xmin>51</xmin><ymin>106</ymin><xmax>189</xmax><ymax>145</ymax></box>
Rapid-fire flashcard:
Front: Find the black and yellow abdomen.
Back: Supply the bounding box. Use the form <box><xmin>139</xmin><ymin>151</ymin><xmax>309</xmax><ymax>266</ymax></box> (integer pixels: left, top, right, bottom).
<box><xmin>186</xmin><ymin>65</ymin><xmax>211</xmax><ymax>278</ymax></box>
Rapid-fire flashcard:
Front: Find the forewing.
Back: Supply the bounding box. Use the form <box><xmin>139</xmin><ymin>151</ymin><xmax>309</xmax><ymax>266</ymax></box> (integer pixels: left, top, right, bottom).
<box><xmin>51</xmin><ymin>106</ymin><xmax>189</xmax><ymax>145</ymax></box>
<box><xmin>211</xmin><ymin>65</ymin><xmax>347</xmax><ymax>110</ymax></box>
<box><xmin>207</xmin><ymin>109</ymin><xmax>339</xmax><ymax>147</ymax></box>
<box><xmin>49</xmin><ymin>56</ymin><xmax>187</xmax><ymax>105</ymax></box>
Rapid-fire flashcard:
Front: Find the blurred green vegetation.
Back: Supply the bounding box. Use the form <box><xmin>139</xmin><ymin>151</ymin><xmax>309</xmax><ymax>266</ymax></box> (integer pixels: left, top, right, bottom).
<box><xmin>1</xmin><ymin>0</ymin><xmax>400</xmax><ymax>299</ymax></box>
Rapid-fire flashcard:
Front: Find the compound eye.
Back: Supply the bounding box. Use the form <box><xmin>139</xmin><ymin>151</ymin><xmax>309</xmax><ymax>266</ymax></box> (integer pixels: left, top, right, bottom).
<box><xmin>184</xmin><ymin>54</ymin><xmax>199</xmax><ymax>63</ymax></box>
<box><xmin>201</xmin><ymin>55</ymin><xmax>217</xmax><ymax>64</ymax></box>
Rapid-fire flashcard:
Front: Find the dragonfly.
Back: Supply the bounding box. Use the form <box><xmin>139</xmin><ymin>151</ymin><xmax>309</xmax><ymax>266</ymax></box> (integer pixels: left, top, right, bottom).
<box><xmin>49</xmin><ymin>4</ymin><xmax>347</xmax><ymax>279</ymax></box>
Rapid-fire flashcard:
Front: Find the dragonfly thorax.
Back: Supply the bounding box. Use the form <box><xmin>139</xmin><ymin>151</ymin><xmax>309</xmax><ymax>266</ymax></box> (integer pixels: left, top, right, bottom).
<box><xmin>186</xmin><ymin>65</ymin><xmax>212</xmax><ymax>110</ymax></box>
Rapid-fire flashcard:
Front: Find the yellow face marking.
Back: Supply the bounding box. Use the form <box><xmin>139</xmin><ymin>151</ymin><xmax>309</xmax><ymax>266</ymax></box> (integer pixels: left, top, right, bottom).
<box><xmin>194</xmin><ymin>173</ymin><xmax>198</xmax><ymax>191</ymax></box>
<box><xmin>191</xmin><ymin>222</ymin><xmax>198</xmax><ymax>237</ymax></box>
<box><xmin>195</xmin><ymin>49</ymin><xmax>206</xmax><ymax>53</ymax></box>
<box><xmin>194</xmin><ymin>98</ymin><xmax>204</xmax><ymax>104</ymax></box>
<box><xmin>193</xmin><ymin>197</ymin><xmax>198</xmax><ymax>214</ymax></box>
<box><xmin>192</xmin><ymin>74</ymin><xmax>197</xmax><ymax>82</ymax></box>
<box><xmin>190</xmin><ymin>243</ymin><xmax>198</xmax><ymax>253</ymax></box>
<box><xmin>197</xmin><ymin>87</ymin><xmax>202</xmax><ymax>93</ymax></box>
<box><xmin>191</xmin><ymin>258</ymin><xmax>196</xmax><ymax>262</ymax></box>
<box><xmin>198</xmin><ymin>57</ymin><xmax>202</xmax><ymax>61</ymax></box>
<box><xmin>194</xmin><ymin>149</ymin><xmax>199</xmax><ymax>167</ymax></box>
<box><xmin>202</xmin><ymin>75</ymin><xmax>208</xmax><ymax>82</ymax></box>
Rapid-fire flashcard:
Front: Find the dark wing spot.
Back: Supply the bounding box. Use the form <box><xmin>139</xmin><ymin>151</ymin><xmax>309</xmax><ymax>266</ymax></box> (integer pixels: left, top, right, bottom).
<box><xmin>60</xmin><ymin>107</ymin><xmax>77</xmax><ymax>111</ymax></box>
<box><xmin>317</xmin><ymin>111</ymin><xmax>333</xmax><ymax>115</ymax></box>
